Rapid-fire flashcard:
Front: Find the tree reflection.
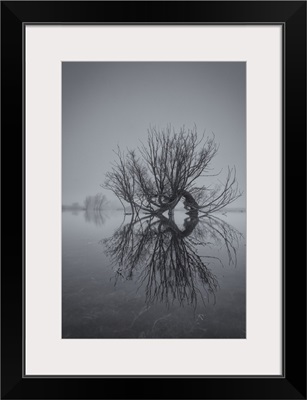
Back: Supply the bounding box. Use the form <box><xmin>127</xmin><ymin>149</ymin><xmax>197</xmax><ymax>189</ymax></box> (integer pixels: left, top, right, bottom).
<box><xmin>103</xmin><ymin>212</ymin><xmax>241</xmax><ymax>308</ymax></box>
<box><xmin>84</xmin><ymin>209</ymin><xmax>107</xmax><ymax>226</ymax></box>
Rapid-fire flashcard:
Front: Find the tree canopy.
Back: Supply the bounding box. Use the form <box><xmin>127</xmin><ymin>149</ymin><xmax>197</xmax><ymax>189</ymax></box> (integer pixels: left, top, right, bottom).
<box><xmin>103</xmin><ymin>125</ymin><xmax>241</xmax><ymax>216</ymax></box>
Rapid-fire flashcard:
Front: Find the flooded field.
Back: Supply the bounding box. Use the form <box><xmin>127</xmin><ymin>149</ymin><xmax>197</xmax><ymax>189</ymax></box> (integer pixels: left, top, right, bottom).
<box><xmin>62</xmin><ymin>210</ymin><xmax>246</xmax><ymax>338</ymax></box>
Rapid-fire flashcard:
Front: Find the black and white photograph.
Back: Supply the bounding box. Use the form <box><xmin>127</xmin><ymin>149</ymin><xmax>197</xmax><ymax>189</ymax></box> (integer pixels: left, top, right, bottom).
<box><xmin>62</xmin><ymin>62</ymin><xmax>246</xmax><ymax>339</ymax></box>
<box><xmin>2</xmin><ymin>0</ymin><xmax>307</xmax><ymax>396</ymax></box>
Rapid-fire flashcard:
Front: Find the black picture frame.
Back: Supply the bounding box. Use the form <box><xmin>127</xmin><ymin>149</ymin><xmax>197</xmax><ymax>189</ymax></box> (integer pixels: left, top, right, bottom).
<box><xmin>1</xmin><ymin>1</ymin><xmax>306</xmax><ymax>399</ymax></box>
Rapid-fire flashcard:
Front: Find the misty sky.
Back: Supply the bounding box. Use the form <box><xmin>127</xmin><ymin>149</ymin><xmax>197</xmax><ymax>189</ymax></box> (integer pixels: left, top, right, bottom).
<box><xmin>62</xmin><ymin>62</ymin><xmax>246</xmax><ymax>208</ymax></box>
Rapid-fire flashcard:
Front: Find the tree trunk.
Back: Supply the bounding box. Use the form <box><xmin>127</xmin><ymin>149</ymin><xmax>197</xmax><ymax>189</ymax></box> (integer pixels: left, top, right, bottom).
<box><xmin>181</xmin><ymin>190</ymin><xmax>199</xmax><ymax>212</ymax></box>
<box><xmin>168</xmin><ymin>207</ymin><xmax>175</xmax><ymax>221</ymax></box>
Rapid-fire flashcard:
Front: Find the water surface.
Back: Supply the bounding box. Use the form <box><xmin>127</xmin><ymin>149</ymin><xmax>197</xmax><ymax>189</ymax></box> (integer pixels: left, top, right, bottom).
<box><xmin>62</xmin><ymin>210</ymin><xmax>246</xmax><ymax>338</ymax></box>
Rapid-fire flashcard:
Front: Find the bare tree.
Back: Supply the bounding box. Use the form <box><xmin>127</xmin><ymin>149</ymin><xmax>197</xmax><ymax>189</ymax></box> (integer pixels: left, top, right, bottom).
<box><xmin>84</xmin><ymin>193</ymin><xmax>108</xmax><ymax>211</ymax></box>
<box><xmin>103</xmin><ymin>147</ymin><xmax>138</xmax><ymax>215</ymax></box>
<box><xmin>103</xmin><ymin>125</ymin><xmax>241</xmax><ymax>216</ymax></box>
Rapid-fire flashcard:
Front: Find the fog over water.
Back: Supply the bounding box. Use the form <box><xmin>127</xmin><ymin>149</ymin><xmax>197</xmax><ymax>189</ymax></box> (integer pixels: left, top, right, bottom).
<box><xmin>62</xmin><ymin>62</ymin><xmax>246</xmax><ymax>338</ymax></box>
<box><xmin>62</xmin><ymin>209</ymin><xmax>246</xmax><ymax>338</ymax></box>
<box><xmin>62</xmin><ymin>62</ymin><xmax>246</xmax><ymax>209</ymax></box>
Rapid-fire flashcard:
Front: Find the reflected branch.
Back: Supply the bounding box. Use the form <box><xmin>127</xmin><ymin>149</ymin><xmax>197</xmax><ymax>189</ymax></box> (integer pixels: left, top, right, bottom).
<box><xmin>103</xmin><ymin>212</ymin><xmax>241</xmax><ymax>308</ymax></box>
<box><xmin>84</xmin><ymin>209</ymin><xmax>108</xmax><ymax>226</ymax></box>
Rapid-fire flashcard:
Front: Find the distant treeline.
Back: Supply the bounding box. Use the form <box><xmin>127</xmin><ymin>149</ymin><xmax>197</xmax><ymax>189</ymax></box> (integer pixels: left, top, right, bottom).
<box><xmin>62</xmin><ymin>202</ymin><xmax>84</xmax><ymax>211</ymax></box>
<box><xmin>84</xmin><ymin>193</ymin><xmax>108</xmax><ymax>210</ymax></box>
<box><xmin>62</xmin><ymin>193</ymin><xmax>108</xmax><ymax>211</ymax></box>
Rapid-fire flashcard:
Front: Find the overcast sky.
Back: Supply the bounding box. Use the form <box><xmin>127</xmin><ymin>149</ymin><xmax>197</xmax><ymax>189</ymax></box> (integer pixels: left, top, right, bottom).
<box><xmin>62</xmin><ymin>62</ymin><xmax>246</xmax><ymax>208</ymax></box>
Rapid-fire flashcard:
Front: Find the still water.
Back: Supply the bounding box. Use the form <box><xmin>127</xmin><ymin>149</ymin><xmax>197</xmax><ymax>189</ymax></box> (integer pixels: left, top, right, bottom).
<box><xmin>62</xmin><ymin>210</ymin><xmax>246</xmax><ymax>338</ymax></box>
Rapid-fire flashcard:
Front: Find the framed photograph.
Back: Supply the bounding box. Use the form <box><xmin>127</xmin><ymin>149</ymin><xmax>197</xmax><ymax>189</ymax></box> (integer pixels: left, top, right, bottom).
<box><xmin>1</xmin><ymin>1</ymin><xmax>306</xmax><ymax>399</ymax></box>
